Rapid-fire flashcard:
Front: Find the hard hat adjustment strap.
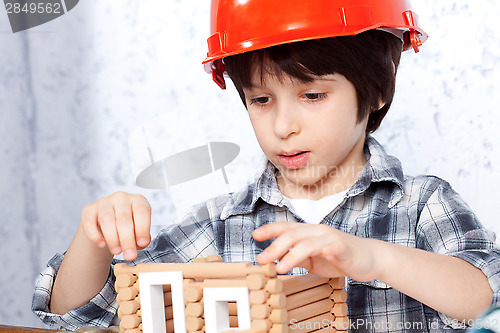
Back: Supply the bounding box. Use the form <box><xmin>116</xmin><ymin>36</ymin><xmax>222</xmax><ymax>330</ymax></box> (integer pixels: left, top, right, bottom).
<box><xmin>212</xmin><ymin>60</ymin><xmax>226</xmax><ymax>90</ymax></box>
<box><xmin>409</xmin><ymin>31</ymin><xmax>423</xmax><ymax>53</ymax></box>
<box><xmin>403</xmin><ymin>10</ymin><xmax>423</xmax><ymax>53</ymax></box>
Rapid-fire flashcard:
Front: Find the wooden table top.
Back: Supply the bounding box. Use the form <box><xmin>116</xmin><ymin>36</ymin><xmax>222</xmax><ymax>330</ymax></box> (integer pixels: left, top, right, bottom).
<box><xmin>0</xmin><ymin>325</ymin><xmax>61</xmax><ymax>333</ymax></box>
<box><xmin>0</xmin><ymin>325</ymin><xmax>119</xmax><ymax>333</ymax></box>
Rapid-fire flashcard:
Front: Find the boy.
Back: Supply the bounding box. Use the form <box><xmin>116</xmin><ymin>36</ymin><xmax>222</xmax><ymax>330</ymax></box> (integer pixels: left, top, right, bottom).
<box><xmin>33</xmin><ymin>0</ymin><xmax>500</xmax><ymax>331</ymax></box>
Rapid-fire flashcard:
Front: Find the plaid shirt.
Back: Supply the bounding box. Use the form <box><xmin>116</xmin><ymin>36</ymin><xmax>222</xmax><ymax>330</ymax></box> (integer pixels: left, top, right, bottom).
<box><xmin>32</xmin><ymin>136</ymin><xmax>500</xmax><ymax>332</ymax></box>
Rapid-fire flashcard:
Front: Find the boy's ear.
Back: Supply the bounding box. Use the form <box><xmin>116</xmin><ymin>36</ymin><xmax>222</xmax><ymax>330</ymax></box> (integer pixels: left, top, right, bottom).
<box><xmin>376</xmin><ymin>99</ymin><xmax>386</xmax><ymax>111</ymax></box>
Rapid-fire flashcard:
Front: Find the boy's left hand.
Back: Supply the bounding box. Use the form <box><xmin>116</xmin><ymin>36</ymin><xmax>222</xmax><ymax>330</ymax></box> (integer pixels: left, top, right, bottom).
<box><xmin>254</xmin><ymin>221</ymin><xmax>494</xmax><ymax>322</ymax></box>
<box><xmin>253</xmin><ymin>221</ymin><xmax>383</xmax><ymax>282</ymax></box>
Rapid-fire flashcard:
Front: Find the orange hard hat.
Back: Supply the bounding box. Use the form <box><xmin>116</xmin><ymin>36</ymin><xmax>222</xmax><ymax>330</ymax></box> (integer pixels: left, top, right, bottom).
<box><xmin>203</xmin><ymin>0</ymin><xmax>428</xmax><ymax>89</ymax></box>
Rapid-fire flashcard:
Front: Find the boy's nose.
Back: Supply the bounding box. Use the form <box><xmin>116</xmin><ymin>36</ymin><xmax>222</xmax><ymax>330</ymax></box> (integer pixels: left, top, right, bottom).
<box><xmin>273</xmin><ymin>102</ymin><xmax>300</xmax><ymax>139</ymax></box>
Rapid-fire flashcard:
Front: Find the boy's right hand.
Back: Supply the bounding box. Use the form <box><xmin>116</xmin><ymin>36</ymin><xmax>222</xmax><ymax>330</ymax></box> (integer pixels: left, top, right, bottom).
<box><xmin>80</xmin><ymin>192</ymin><xmax>152</xmax><ymax>261</ymax></box>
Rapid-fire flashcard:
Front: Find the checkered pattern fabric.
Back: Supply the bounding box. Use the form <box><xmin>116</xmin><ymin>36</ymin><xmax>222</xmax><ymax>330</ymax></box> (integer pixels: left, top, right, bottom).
<box><xmin>32</xmin><ymin>137</ymin><xmax>500</xmax><ymax>332</ymax></box>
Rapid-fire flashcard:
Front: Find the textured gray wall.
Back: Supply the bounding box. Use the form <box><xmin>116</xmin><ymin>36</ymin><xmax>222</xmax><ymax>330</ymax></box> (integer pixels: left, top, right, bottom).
<box><xmin>0</xmin><ymin>0</ymin><xmax>499</xmax><ymax>327</ymax></box>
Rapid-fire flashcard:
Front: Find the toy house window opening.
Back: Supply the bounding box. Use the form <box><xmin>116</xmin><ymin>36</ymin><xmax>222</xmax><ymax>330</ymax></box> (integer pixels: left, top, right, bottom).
<box><xmin>138</xmin><ymin>271</ymin><xmax>187</xmax><ymax>333</ymax></box>
<box><xmin>203</xmin><ymin>287</ymin><xmax>251</xmax><ymax>333</ymax></box>
<box><xmin>228</xmin><ymin>301</ymin><xmax>238</xmax><ymax>327</ymax></box>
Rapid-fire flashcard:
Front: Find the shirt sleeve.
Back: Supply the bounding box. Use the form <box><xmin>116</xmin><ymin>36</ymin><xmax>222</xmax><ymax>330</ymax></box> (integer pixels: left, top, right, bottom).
<box><xmin>31</xmin><ymin>200</ymin><xmax>221</xmax><ymax>330</ymax></box>
<box><xmin>415</xmin><ymin>178</ymin><xmax>500</xmax><ymax>328</ymax></box>
<box><xmin>31</xmin><ymin>253</ymin><xmax>120</xmax><ymax>330</ymax></box>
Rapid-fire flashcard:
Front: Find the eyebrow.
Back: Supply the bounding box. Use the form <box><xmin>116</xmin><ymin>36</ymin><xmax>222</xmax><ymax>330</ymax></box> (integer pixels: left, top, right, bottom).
<box><xmin>310</xmin><ymin>76</ymin><xmax>338</xmax><ymax>82</ymax></box>
<box><xmin>245</xmin><ymin>76</ymin><xmax>337</xmax><ymax>90</ymax></box>
<box><xmin>316</xmin><ymin>78</ymin><xmax>337</xmax><ymax>82</ymax></box>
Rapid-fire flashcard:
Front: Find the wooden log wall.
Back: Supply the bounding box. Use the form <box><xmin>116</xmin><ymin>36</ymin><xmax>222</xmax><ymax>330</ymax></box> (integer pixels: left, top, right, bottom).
<box><xmin>114</xmin><ymin>259</ymin><xmax>349</xmax><ymax>333</ymax></box>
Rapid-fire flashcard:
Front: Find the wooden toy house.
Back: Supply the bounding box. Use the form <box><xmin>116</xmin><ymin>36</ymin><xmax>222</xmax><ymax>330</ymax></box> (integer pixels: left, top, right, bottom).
<box><xmin>114</xmin><ymin>256</ymin><xmax>348</xmax><ymax>333</ymax></box>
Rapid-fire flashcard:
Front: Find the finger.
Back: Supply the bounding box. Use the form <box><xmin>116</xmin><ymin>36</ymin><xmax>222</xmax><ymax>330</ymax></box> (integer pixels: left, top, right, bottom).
<box><xmin>81</xmin><ymin>203</ymin><xmax>106</xmax><ymax>248</ymax></box>
<box><xmin>297</xmin><ymin>257</ymin><xmax>345</xmax><ymax>278</ymax></box>
<box><xmin>114</xmin><ymin>202</ymin><xmax>138</xmax><ymax>261</ymax></box>
<box><xmin>275</xmin><ymin>237</ymin><xmax>331</xmax><ymax>273</ymax></box>
<box><xmin>252</xmin><ymin>221</ymin><xmax>296</xmax><ymax>241</ymax></box>
<box><xmin>295</xmin><ymin>258</ymin><xmax>313</xmax><ymax>272</ymax></box>
<box><xmin>96</xmin><ymin>200</ymin><xmax>122</xmax><ymax>255</ymax></box>
<box><xmin>256</xmin><ymin>224</ymin><xmax>311</xmax><ymax>265</ymax></box>
<box><xmin>131</xmin><ymin>194</ymin><xmax>151</xmax><ymax>249</ymax></box>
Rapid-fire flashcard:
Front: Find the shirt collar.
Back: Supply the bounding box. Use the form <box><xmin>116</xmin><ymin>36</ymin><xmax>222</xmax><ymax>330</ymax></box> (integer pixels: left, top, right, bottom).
<box><xmin>220</xmin><ymin>161</ymin><xmax>285</xmax><ymax>220</ymax></box>
<box><xmin>349</xmin><ymin>136</ymin><xmax>405</xmax><ymax>207</ymax></box>
<box><xmin>221</xmin><ymin>136</ymin><xmax>405</xmax><ymax>219</ymax></box>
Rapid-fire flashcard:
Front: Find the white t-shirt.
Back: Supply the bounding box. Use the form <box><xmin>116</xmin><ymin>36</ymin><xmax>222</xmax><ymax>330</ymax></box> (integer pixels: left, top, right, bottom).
<box><xmin>284</xmin><ymin>190</ymin><xmax>348</xmax><ymax>224</ymax></box>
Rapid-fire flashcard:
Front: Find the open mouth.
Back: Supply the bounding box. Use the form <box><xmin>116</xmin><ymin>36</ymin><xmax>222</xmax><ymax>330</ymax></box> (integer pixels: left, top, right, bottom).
<box><xmin>278</xmin><ymin>151</ymin><xmax>310</xmax><ymax>169</ymax></box>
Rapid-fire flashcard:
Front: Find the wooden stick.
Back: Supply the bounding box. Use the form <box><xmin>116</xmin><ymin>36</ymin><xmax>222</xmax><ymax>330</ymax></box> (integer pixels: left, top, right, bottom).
<box><xmin>186</xmin><ymin>302</ymin><xmax>204</xmax><ymax>317</ymax></box>
<box><xmin>123</xmin><ymin>329</ymin><xmax>141</xmax><ymax>333</ymax></box>
<box><xmin>118</xmin><ymin>286</ymin><xmax>139</xmax><ymax>301</ymax></box>
<box><xmin>269</xmin><ymin>323</ymin><xmax>287</xmax><ymax>333</ymax></box>
<box><xmin>222</xmin><ymin>328</ymin><xmax>266</xmax><ymax>333</ymax></box>
<box><xmin>249</xmin><ymin>290</ymin><xmax>269</xmax><ymax>305</ymax></box>
<box><xmin>166</xmin><ymin>318</ymin><xmax>174</xmax><ymax>333</ymax></box>
<box><xmin>228</xmin><ymin>302</ymin><xmax>238</xmax><ymax>316</ymax></box>
<box><xmin>330</xmin><ymin>289</ymin><xmax>347</xmax><ymax>303</ymax></box>
<box><xmin>332</xmin><ymin>317</ymin><xmax>349</xmax><ymax>331</ymax></box>
<box><xmin>288</xmin><ymin>298</ymin><xmax>333</xmax><ymax>323</ymax></box>
<box><xmin>331</xmin><ymin>303</ymin><xmax>348</xmax><ymax>317</ymax></box>
<box><xmin>251</xmin><ymin>319</ymin><xmax>272</xmax><ymax>331</ymax></box>
<box><xmin>328</xmin><ymin>277</ymin><xmax>345</xmax><ymax>289</ymax></box>
<box><xmin>201</xmin><ymin>278</ymin><xmax>247</xmax><ymax>288</ymax></box>
<box><xmin>229</xmin><ymin>315</ymin><xmax>239</xmax><ymax>327</ymax></box>
<box><xmin>286</xmin><ymin>284</ymin><xmax>332</xmax><ymax>311</ymax></box>
<box><xmin>192</xmin><ymin>257</ymin><xmax>209</xmax><ymax>263</ymax></box>
<box><xmin>269</xmin><ymin>308</ymin><xmax>287</xmax><ymax>323</ymax></box>
<box><xmin>193</xmin><ymin>255</ymin><xmax>223</xmax><ymax>263</ymax></box>
<box><xmin>117</xmin><ymin>262</ymin><xmax>253</xmax><ymax>279</ymax></box>
<box><xmin>164</xmin><ymin>291</ymin><xmax>172</xmax><ymax>306</ymax></box>
<box><xmin>265</xmin><ymin>279</ymin><xmax>283</xmax><ymax>294</ymax></box>
<box><xmin>184</xmin><ymin>282</ymin><xmax>203</xmax><ymax>302</ymax></box>
<box><xmin>282</xmin><ymin>275</ymin><xmax>329</xmax><ymax>296</ymax></box>
<box><xmin>251</xmin><ymin>304</ymin><xmax>271</xmax><ymax>319</ymax></box>
<box><xmin>246</xmin><ymin>274</ymin><xmax>269</xmax><ymax>290</ymax></box>
<box><xmin>119</xmin><ymin>300</ymin><xmax>140</xmax><ymax>315</ymax></box>
<box><xmin>116</xmin><ymin>274</ymin><xmax>138</xmax><ymax>288</ymax></box>
<box><xmin>117</xmin><ymin>306</ymin><xmax>124</xmax><ymax>319</ymax></box>
<box><xmin>247</xmin><ymin>263</ymin><xmax>277</xmax><ymax>277</ymax></box>
<box><xmin>114</xmin><ymin>263</ymin><xmax>134</xmax><ymax>275</ymax></box>
<box><xmin>207</xmin><ymin>255</ymin><xmax>223</xmax><ymax>262</ymax></box>
<box><xmin>165</xmin><ymin>305</ymin><xmax>174</xmax><ymax>320</ymax></box>
<box><xmin>268</xmin><ymin>293</ymin><xmax>286</xmax><ymax>308</ymax></box>
<box><xmin>188</xmin><ymin>329</ymin><xmax>205</xmax><ymax>333</ymax></box>
<box><xmin>120</xmin><ymin>314</ymin><xmax>141</xmax><ymax>329</ymax></box>
<box><xmin>288</xmin><ymin>312</ymin><xmax>335</xmax><ymax>333</ymax></box>
<box><xmin>186</xmin><ymin>317</ymin><xmax>204</xmax><ymax>331</ymax></box>
<box><xmin>184</xmin><ymin>278</ymin><xmax>196</xmax><ymax>285</ymax></box>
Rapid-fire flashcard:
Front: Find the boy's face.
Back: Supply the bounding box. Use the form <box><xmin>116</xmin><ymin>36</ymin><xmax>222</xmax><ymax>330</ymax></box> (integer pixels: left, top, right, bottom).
<box><xmin>243</xmin><ymin>70</ymin><xmax>369</xmax><ymax>199</ymax></box>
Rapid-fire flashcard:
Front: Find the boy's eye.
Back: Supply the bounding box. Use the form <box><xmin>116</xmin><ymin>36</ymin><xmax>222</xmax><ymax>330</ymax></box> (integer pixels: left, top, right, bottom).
<box><xmin>250</xmin><ymin>96</ymin><xmax>271</xmax><ymax>106</ymax></box>
<box><xmin>303</xmin><ymin>93</ymin><xmax>326</xmax><ymax>101</ymax></box>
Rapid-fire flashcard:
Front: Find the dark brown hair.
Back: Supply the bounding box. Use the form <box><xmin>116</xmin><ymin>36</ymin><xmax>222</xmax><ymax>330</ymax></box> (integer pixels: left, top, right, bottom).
<box><xmin>223</xmin><ymin>30</ymin><xmax>403</xmax><ymax>133</ymax></box>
